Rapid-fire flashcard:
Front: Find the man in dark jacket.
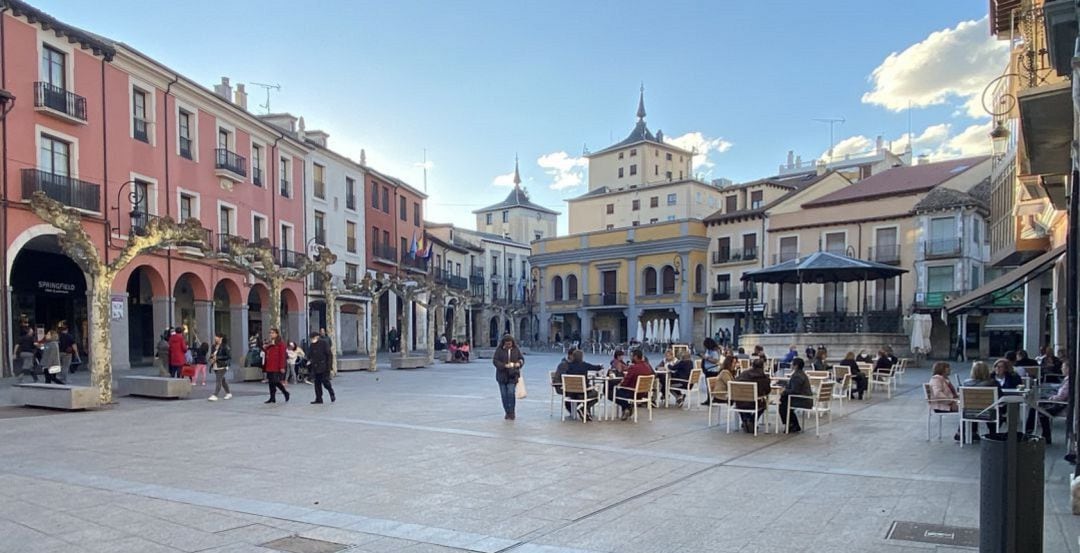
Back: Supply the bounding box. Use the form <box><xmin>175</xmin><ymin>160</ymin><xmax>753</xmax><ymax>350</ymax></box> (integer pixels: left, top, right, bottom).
<box><xmin>559</xmin><ymin>349</ymin><xmax>601</xmax><ymax>419</ymax></box>
<box><xmin>666</xmin><ymin>353</ymin><xmax>695</xmax><ymax>405</ymax></box>
<box><xmin>307</xmin><ymin>332</ymin><xmax>335</xmax><ymax>404</ymax></box>
<box><xmin>493</xmin><ymin>334</ymin><xmax>525</xmax><ymax>420</ymax></box>
<box><xmin>779</xmin><ymin>358</ymin><xmax>813</xmax><ymax>432</ymax></box>
<box><xmin>734</xmin><ymin>358</ymin><xmax>772</xmax><ymax>432</ymax></box>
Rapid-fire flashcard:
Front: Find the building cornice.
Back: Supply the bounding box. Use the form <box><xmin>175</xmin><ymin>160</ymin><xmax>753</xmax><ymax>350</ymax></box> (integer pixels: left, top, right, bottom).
<box><xmin>530</xmin><ymin>235</ymin><xmax>710</xmax><ymax>266</ymax></box>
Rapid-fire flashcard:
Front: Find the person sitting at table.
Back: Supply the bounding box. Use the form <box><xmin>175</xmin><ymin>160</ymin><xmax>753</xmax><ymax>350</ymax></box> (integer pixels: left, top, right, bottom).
<box><xmin>609</xmin><ymin>349</ymin><xmax>628</xmax><ymax>376</ymax></box>
<box><xmin>615</xmin><ymin>349</ymin><xmax>655</xmax><ymax>420</ymax></box>
<box><xmin>665</xmin><ymin>353</ymin><xmax>696</xmax><ymax>406</ymax></box>
<box><xmin>551</xmin><ymin>348</ymin><xmax>577</xmax><ymax>394</ymax></box>
<box><xmin>779</xmin><ymin>358</ymin><xmax>813</xmax><ymax>432</ymax></box>
<box><xmin>698</xmin><ymin>338</ymin><xmax>721</xmax><ymax>405</ymax></box>
<box><xmin>855</xmin><ymin>349</ymin><xmax>872</xmax><ymax>363</ymax></box>
<box><xmin>1040</xmin><ymin>349</ymin><xmax>1063</xmax><ymax>381</ymax></box>
<box><xmin>752</xmin><ymin>345</ymin><xmax>766</xmax><ymax>360</ymax></box>
<box><xmin>805</xmin><ymin>345</ymin><xmax>816</xmax><ymax>360</ymax></box>
<box><xmin>1013</xmin><ymin>349</ymin><xmax>1039</xmax><ymax>379</ymax></box>
<box><xmin>993</xmin><ymin>358</ymin><xmax>1022</xmax><ymax>389</ymax></box>
<box><xmin>928</xmin><ymin>362</ymin><xmax>958</xmax><ymax>413</ymax></box>
<box><xmin>459</xmin><ymin>341</ymin><xmax>471</xmax><ymax>362</ymax></box>
<box><xmin>734</xmin><ymin>358</ymin><xmax>772</xmax><ymax>433</ymax></box>
<box><xmin>956</xmin><ymin>361</ymin><xmax>997</xmax><ymax>442</ymax></box>
<box><xmin>708</xmin><ymin>355</ymin><xmax>738</xmax><ymax>404</ymax></box>
<box><xmin>873</xmin><ymin>348</ymin><xmax>893</xmax><ymax>374</ymax></box>
<box><xmin>884</xmin><ymin>346</ymin><xmax>898</xmax><ymax>366</ymax></box>
<box><xmin>660</xmin><ymin>348</ymin><xmax>677</xmax><ymax>371</ymax></box>
<box><xmin>1026</xmin><ymin>363</ymin><xmax>1070</xmax><ymax>445</ymax></box>
<box><xmin>735</xmin><ymin>347</ymin><xmax>750</xmax><ymax>360</ymax></box>
<box><xmin>811</xmin><ymin>347</ymin><xmax>829</xmax><ymax>372</ymax></box>
<box><xmin>837</xmin><ymin>351</ymin><xmax>868</xmax><ymax>400</ymax></box>
<box><xmin>562</xmin><ymin>349</ymin><xmax>602</xmax><ymax>420</ymax></box>
<box><xmin>780</xmin><ymin>345</ymin><xmax>798</xmax><ymax>366</ymax></box>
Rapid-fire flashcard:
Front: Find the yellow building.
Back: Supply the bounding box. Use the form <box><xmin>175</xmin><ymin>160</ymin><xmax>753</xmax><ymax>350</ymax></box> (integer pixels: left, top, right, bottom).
<box><xmin>530</xmin><ymin>220</ymin><xmax>709</xmax><ymax>346</ymax></box>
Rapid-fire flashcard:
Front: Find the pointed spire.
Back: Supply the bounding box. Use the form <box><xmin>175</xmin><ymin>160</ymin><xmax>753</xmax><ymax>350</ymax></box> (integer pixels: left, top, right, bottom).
<box><xmin>636</xmin><ymin>82</ymin><xmax>646</xmax><ymax>121</ymax></box>
<box><xmin>513</xmin><ymin>154</ymin><xmax>521</xmax><ymax>187</ymax></box>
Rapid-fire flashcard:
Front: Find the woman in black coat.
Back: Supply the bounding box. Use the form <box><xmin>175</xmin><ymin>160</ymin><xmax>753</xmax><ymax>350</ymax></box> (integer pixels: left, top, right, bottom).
<box><xmin>493</xmin><ymin>334</ymin><xmax>525</xmax><ymax>420</ymax></box>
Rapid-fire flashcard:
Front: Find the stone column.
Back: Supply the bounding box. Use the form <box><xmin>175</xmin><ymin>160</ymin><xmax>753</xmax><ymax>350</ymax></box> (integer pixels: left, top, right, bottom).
<box><xmin>152</xmin><ymin>296</ymin><xmax>174</xmax><ymax>336</ymax></box>
<box><xmin>109</xmin><ymin>292</ymin><xmax>131</xmax><ymax>373</ymax></box>
<box><xmin>1023</xmin><ymin>278</ymin><xmax>1042</xmax><ymax>355</ymax></box>
<box><xmin>333</xmin><ymin>301</ymin><xmax>343</xmax><ymax>356</ymax></box>
<box><xmin>1052</xmin><ymin>260</ymin><xmax>1066</xmax><ymax>351</ymax></box>
<box><xmin>193</xmin><ymin>300</ymin><xmax>213</xmax><ymax>345</ymax></box>
<box><xmin>230</xmin><ymin>305</ymin><xmax>248</xmax><ymax>381</ymax></box>
<box><xmin>286</xmin><ymin>311</ymin><xmax>303</xmax><ymax>345</ymax></box>
<box><xmin>578</xmin><ymin>308</ymin><xmax>591</xmax><ymax>344</ymax></box>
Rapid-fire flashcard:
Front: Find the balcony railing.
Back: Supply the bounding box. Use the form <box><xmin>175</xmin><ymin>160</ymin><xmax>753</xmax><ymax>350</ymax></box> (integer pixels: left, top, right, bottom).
<box><xmin>21</xmin><ymin>169</ymin><xmax>100</xmax><ymax>212</ymax></box>
<box><xmin>273</xmin><ymin>247</ymin><xmax>303</xmax><ymax>268</ymax></box>
<box><xmin>712</xmin><ymin>247</ymin><xmax>758</xmax><ymax>265</ymax></box>
<box><xmin>252</xmin><ymin>167</ymin><xmax>263</xmax><ymax>187</ymax></box>
<box><xmin>280</xmin><ymin>179</ymin><xmax>290</xmax><ymax>198</ymax></box>
<box><xmin>217</xmin><ymin>233</ymin><xmax>236</xmax><ymax>254</ymax></box>
<box><xmin>400</xmin><ymin>251</ymin><xmax>428</xmax><ymax>272</ymax></box>
<box><xmin>711</xmin><ymin>288</ymin><xmax>731</xmax><ymax>301</ymax></box>
<box><xmin>372</xmin><ymin>243</ymin><xmax>397</xmax><ymax>263</ymax></box>
<box><xmin>34</xmin><ymin>82</ymin><xmax>87</xmax><ymax>122</ymax></box>
<box><xmin>470</xmin><ymin>268</ymin><xmax>485</xmax><ymax>283</ymax></box>
<box><xmin>868</xmin><ymin>244</ymin><xmax>901</xmax><ymax>265</ymax></box>
<box><xmin>772</xmin><ymin>251</ymin><xmax>800</xmax><ymax>265</ymax></box>
<box><xmin>433</xmin><ymin>268</ymin><xmax>469</xmax><ymax>290</ymax></box>
<box><xmin>738</xmin><ymin>288</ymin><xmax>759</xmax><ymax>300</ymax></box>
<box><xmin>924</xmin><ymin>238</ymin><xmax>961</xmax><ymax>259</ymax></box>
<box><xmin>214</xmin><ymin>148</ymin><xmax>247</xmax><ymax>178</ymax></box>
<box><xmin>584</xmin><ymin>293</ymin><xmax>627</xmax><ymax>307</ymax></box>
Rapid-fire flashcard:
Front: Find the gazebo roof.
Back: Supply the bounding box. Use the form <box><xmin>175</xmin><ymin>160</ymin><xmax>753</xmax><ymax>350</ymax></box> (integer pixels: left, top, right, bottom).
<box><xmin>741</xmin><ymin>251</ymin><xmax>907</xmax><ymax>284</ymax></box>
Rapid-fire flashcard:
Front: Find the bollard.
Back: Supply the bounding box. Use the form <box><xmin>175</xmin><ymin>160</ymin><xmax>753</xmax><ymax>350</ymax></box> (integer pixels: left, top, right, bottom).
<box><xmin>980</xmin><ymin>398</ymin><xmax>1045</xmax><ymax>552</ymax></box>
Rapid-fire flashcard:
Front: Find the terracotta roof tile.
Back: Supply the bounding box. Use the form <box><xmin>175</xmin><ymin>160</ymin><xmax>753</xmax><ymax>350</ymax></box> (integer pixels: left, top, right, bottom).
<box><xmin>803</xmin><ymin>156</ymin><xmax>989</xmax><ymax>207</ymax></box>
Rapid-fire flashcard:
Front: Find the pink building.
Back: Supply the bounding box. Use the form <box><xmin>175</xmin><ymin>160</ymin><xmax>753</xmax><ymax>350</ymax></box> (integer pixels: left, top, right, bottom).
<box><xmin>0</xmin><ymin>1</ymin><xmax>309</xmax><ymax>374</ymax></box>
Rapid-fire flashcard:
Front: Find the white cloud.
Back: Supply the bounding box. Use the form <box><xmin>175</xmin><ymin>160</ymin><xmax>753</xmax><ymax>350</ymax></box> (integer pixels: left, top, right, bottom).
<box><xmin>537</xmin><ymin>151</ymin><xmax>588</xmax><ymax>190</ymax></box>
<box><xmin>491</xmin><ymin>171</ymin><xmax>517</xmax><ymax>187</ymax></box>
<box><xmin>862</xmin><ymin>16</ymin><xmax>1009</xmax><ymax>118</ymax></box>
<box><xmin>825</xmin><ymin>122</ymin><xmax>992</xmax><ymax>164</ymax></box>
<box><xmin>823</xmin><ymin>135</ymin><xmax>873</xmax><ymax>160</ymax></box>
<box><xmin>663</xmin><ymin>131</ymin><xmax>733</xmax><ymax>172</ymax></box>
<box><xmin>932</xmin><ymin>122</ymin><xmax>993</xmax><ymax>158</ymax></box>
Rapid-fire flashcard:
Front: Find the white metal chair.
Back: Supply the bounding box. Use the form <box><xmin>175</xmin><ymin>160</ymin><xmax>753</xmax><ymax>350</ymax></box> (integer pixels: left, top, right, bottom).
<box><xmin>786</xmin><ymin>381</ymin><xmax>835</xmax><ymax>436</ymax></box>
<box><xmin>923</xmin><ymin>383</ymin><xmax>958</xmax><ymax>441</ymax></box>
<box><xmin>669</xmin><ymin>367</ymin><xmax>704</xmax><ymax>409</ymax></box>
<box><xmin>549</xmin><ymin>370</ymin><xmax>561</xmax><ymax>417</ymax></box>
<box><xmin>832</xmin><ymin>372</ymin><xmax>852</xmax><ymax>410</ymax></box>
<box><xmin>959</xmin><ymin>386</ymin><xmax>999</xmax><ymax>447</ymax></box>
<box><xmin>726</xmin><ymin>381</ymin><xmax>767</xmax><ymax>435</ymax></box>
<box><xmin>560</xmin><ymin>374</ymin><xmax>594</xmax><ymax>423</ymax></box>
<box><xmin>871</xmin><ymin>364</ymin><xmax>896</xmax><ymax>398</ymax></box>
<box><xmin>615</xmin><ymin>374</ymin><xmax>655</xmax><ymax>422</ymax></box>
<box><xmin>896</xmin><ymin>358</ymin><xmax>911</xmax><ymax>383</ymax></box>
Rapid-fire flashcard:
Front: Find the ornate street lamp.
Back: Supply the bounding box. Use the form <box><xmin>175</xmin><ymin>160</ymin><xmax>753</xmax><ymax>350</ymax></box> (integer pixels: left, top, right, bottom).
<box><xmin>989</xmin><ymin>120</ymin><xmax>1011</xmax><ymax>158</ymax></box>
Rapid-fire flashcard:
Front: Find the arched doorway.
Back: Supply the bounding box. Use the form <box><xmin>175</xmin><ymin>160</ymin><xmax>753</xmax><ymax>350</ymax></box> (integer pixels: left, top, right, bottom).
<box><xmin>125</xmin><ymin>265</ymin><xmax>165</xmax><ymax>364</ymax></box>
<box><xmin>340</xmin><ymin>303</ymin><xmax>361</xmax><ymax>354</ymax></box>
<box><xmin>281</xmin><ymin>287</ymin><xmax>300</xmax><ymax>342</ymax></box>
<box><xmin>213</xmin><ymin>280</ymin><xmax>241</xmax><ymax>346</ymax></box>
<box><xmin>488</xmin><ymin>317</ymin><xmax>499</xmax><ymax>347</ymax></box>
<box><xmin>174</xmin><ymin>272</ymin><xmax>208</xmax><ymax>345</ymax></box>
<box><xmin>519</xmin><ymin>318</ymin><xmax>528</xmax><ymax>342</ymax></box>
<box><xmin>9</xmin><ymin>235</ymin><xmax>89</xmax><ymax>359</ymax></box>
<box><xmin>248</xmin><ymin>284</ymin><xmax>268</xmax><ymax>340</ymax></box>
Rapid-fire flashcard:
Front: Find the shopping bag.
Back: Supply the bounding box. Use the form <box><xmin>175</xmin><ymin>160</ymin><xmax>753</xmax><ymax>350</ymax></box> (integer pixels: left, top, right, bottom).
<box><xmin>181</xmin><ymin>365</ymin><xmax>196</xmax><ymax>378</ymax></box>
<box><xmin>515</xmin><ymin>375</ymin><xmax>527</xmax><ymax>399</ymax></box>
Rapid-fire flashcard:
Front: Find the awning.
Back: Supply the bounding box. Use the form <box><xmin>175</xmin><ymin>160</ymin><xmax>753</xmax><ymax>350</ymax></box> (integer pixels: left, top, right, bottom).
<box><xmin>984</xmin><ymin>312</ymin><xmax>1024</xmax><ymax>330</ymax></box>
<box><xmin>946</xmin><ymin>244</ymin><xmax>1065</xmax><ymax>313</ymax></box>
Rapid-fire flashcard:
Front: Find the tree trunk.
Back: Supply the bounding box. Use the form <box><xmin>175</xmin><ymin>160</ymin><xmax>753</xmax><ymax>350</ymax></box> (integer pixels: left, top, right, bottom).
<box><xmin>267</xmin><ymin>277</ymin><xmax>283</xmax><ymax>333</ymax></box>
<box><xmin>89</xmin><ymin>276</ymin><xmax>115</xmax><ymax>405</ymax></box>
<box><xmin>325</xmin><ymin>286</ymin><xmax>339</xmax><ymax>376</ymax></box>
<box><xmin>401</xmin><ymin>298</ymin><xmax>411</xmax><ymax>356</ymax></box>
<box><xmin>368</xmin><ymin>300</ymin><xmax>380</xmax><ymax>371</ymax></box>
<box><xmin>427</xmin><ymin>298</ymin><xmax>438</xmax><ymax>365</ymax></box>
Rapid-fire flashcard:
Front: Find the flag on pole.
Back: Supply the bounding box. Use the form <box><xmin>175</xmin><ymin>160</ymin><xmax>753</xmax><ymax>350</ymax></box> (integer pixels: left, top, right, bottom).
<box><xmin>422</xmin><ymin>241</ymin><xmax>433</xmax><ymax>259</ymax></box>
<box><xmin>409</xmin><ymin>232</ymin><xmax>418</xmax><ymax>258</ymax></box>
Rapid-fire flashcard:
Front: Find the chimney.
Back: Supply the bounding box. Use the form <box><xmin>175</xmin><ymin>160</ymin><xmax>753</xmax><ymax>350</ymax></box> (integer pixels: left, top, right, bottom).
<box><xmin>786</xmin><ymin>150</ymin><xmax>795</xmax><ymax>168</ymax></box>
<box><xmin>234</xmin><ymin>83</ymin><xmax>248</xmax><ymax>110</ymax></box>
<box><xmin>875</xmin><ymin>135</ymin><xmax>884</xmax><ymax>152</ymax></box>
<box><xmin>307</xmin><ymin>130</ymin><xmax>329</xmax><ymax>148</ymax></box>
<box><xmin>297</xmin><ymin>116</ymin><xmax>306</xmax><ymax>142</ymax></box>
<box><xmin>360</xmin><ymin>149</ymin><xmax>367</xmax><ymax>166</ymax></box>
<box><xmin>794</xmin><ymin>155</ymin><xmax>802</xmax><ymax>167</ymax></box>
<box><xmin>213</xmin><ymin>77</ymin><xmax>232</xmax><ymax>101</ymax></box>
<box><xmin>917</xmin><ymin>153</ymin><xmax>930</xmax><ymax>165</ymax></box>
<box><xmin>815</xmin><ymin>159</ymin><xmax>827</xmax><ymax>176</ymax></box>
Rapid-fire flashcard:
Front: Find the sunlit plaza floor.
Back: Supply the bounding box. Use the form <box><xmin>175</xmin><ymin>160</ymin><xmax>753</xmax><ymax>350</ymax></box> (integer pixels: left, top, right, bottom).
<box><xmin>1</xmin><ymin>351</ymin><xmax>1078</xmax><ymax>553</ymax></box>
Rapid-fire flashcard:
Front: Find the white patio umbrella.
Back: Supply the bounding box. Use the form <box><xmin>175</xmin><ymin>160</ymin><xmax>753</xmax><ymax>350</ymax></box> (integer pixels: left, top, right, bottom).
<box><xmin>636</xmin><ymin>320</ymin><xmax>645</xmax><ymax>343</ymax></box>
<box><xmin>645</xmin><ymin>320</ymin><xmax>653</xmax><ymax>342</ymax></box>
<box><xmin>662</xmin><ymin>319</ymin><xmax>671</xmax><ymax>343</ymax></box>
<box><xmin>671</xmin><ymin>318</ymin><xmax>681</xmax><ymax>343</ymax></box>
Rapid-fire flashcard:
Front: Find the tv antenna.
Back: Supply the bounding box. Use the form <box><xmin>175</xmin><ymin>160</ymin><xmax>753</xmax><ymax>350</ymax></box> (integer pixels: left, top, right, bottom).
<box><xmin>249</xmin><ymin>82</ymin><xmax>281</xmax><ymax>113</ymax></box>
<box><xmin>813</xmin><ymin>117</ymin><xmax>845</xmax><ymax>161</ymax></box>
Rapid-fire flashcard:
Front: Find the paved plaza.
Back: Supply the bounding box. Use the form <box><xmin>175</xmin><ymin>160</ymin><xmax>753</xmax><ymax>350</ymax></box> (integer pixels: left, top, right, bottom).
<box><xmin>1</xmin><ymin>352</ymin><xmax>1078</xmax><ymax>553</ymax></box>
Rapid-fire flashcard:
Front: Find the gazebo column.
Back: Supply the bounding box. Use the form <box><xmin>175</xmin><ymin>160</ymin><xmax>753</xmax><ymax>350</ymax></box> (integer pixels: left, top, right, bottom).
<box><xmin>896</xmin><ymin>274</ymin><xmax>903</xmax><ymax>333</ymax></box>
<box><xmin>861</xmin><ymin>270</ymin><xmax>869</xmax><ymax>332</ymax></box>
<box><xmin>797</xmin><ymin>276</ymin><xmax>805</xmax><ymax>333</ymax></box>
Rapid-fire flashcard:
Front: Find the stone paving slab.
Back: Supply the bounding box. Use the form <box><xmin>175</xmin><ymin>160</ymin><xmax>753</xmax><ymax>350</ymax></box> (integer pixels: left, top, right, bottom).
<box><xmin>1</xmin><ymin>353</ymin><xmax>1078</xmax><ymax>553</ymax></box>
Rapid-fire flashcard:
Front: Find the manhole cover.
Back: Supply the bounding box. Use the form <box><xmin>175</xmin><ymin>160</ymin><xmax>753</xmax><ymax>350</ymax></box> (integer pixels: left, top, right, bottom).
<box><xmin>261</xmin><ymin>536</ymin><xmax>348</xmax><ymax>553</ymax></box>
<box><xmin>887</xmin><ymin>521</ymin><xmax>979</xmax><ymax>548</ymax></box>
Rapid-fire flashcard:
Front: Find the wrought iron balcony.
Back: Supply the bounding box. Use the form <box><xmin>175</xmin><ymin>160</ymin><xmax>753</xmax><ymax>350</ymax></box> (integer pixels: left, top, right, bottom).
<box><xmin>214</xmin><ymin>148</ymin><xmax>247</xmax><ymax>180</ymax></box>
<box><xmin>400</xmin><ymin>251</ymin><xmax>428</xmax><ymax>272</ymax></box>
<box><xmin>469</xmin><ymin>268</ymin><xmax>485</xmax><ymax>284</ymax></box>
<box><xmin>216</xmin><ymin>233</ymin><xmax>236</xmax><ymax>254</ymax></box>
<box><xmin>21</xmin><ymin>169</ymin><xmax>100</xmax><ymax>212</ymax></box>
<box><xmin>712</xmin><ymin>247</ymin><xmax>757</xmax><ymax>265</ymax></box>
<box><xmin>280</xmin><ymin>179</ymin><xmax>290</xmax><ymax>198</ymax></box>
<box><xmin>34</xmin><ymin>82</ymin><xmax>87</xmax><ymax>123</ymax></box>
<box><xmin>273</xmin><ymin>247</ymin><xmax>303</xmax><ymax>268</ymax></box>
<box><xmin>738</xmin><ymin>288</ymin><xmax>759</xmax><ymax>300</ymax></box>
<box><xmin>711</xmin><ymin>288</ymin><xmax>731</xmax><ymax>301</ymax></box>
<box><xmin>868</xmin><ymin>244</ymin><xmax>901</xmax><ymax>265</ymax></box>
<box><xmin>924</xmin><ymin>239</ymin><xmax>962</xmax><ymax>259</ymax></box>
<box><xmin>584</xmin><ymin>293</ymin><xmax>627</xmax><ymax>307</ymax></box>
<box><xmin>372</xmin><ymin>243</ymin><xmax>397</xmax><ymax>263</ymax></box>
<box><xmin>772</xmin><ymin>252</ymin><xmax>800</xmax><ymax>265</ymax></box>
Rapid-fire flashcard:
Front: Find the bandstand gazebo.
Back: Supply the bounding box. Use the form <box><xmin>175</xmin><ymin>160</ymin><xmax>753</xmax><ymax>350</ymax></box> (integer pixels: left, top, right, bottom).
<box><xmin>739</xmin><ymin>251</ymin><xmax>910</xmax><ymax>358</ymax></box>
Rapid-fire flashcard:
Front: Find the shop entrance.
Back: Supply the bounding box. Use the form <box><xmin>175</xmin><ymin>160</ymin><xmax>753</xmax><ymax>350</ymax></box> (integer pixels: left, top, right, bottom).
<box><xmin>9</xmin><ymin>235</ymin><xmax>89</xmax><ymax>358</ymax></box>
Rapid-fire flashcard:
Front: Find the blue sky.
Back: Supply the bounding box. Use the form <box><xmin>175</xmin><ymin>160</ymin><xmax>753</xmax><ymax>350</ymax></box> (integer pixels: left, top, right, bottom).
<box><xmin>34</xmin><ymin>0</ymin><xmax>1001</xmax><ymax>234</ymax></box>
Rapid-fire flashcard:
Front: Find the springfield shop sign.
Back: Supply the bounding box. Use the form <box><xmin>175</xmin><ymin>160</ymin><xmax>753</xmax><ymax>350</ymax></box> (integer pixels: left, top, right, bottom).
<box><xmin>38</xmin><ymin>280</ymin><xmax>78</xmax><ymax>296</ymax></box>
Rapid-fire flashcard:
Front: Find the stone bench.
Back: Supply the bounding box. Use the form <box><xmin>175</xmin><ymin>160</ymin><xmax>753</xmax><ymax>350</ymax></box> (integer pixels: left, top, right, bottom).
<box><xmin>12</xmin><ymin>383</ymin><xmax>101</xmax><ymax>410</ymax></box>
<box><xmin>390</xmin><ymin>355</ymin><xmax>429</xmax><ymax>369</ymax></box>
<box><xmin>338</xmin><ymin>357</ymin><xmax>373</xmax><ymax>372</ymax></box>
<box><xmin>119</xmin><ymin>376</ymin><xmax>191</xmax><ymax>399</ymax></box>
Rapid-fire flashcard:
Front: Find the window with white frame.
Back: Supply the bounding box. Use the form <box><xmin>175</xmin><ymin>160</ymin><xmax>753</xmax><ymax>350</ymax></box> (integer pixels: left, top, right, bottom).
<box><xmin>279</xmin><ymin>157</ymin><xmax>290</xmax><ymax>197</ymax></box>
<box><xmin>41</xmin><ymin>45</ymin><xmax>66</xmax><ymax>89</ymax></box>
<box><xmin>39</xmin><ymin>134</ymin><xmax>70</xmax><ymax>176</ymax></box>
<box><xmin>666</xmin><ymin>193</ymin><xmax>677</xmax><ymax>205</ymax></box>
<box><xmin>132</xmin><ymin>88</ymin><xmax>149</xmax><ymax>143</ymax></box>
<box><xmin>179</xmin><ymin>193</ymin><xmax>195</xmax><ymax>221</ymax></box>
<box><xmin>251</xmin><ymin>144</ymin><xmax>263</xmax><ymax>186</ymax></box>
<box><xmin>178</xmin><ymin>109</ymin><xmax>194</xmax><ymax>159</ymax></box>
<box><xmin>252</xmin><ymin>215</ymin><xmax>267</xmax><ymax>243</ymax></box>
<box><xmin>346</xmin><ymin>221</ymin><xmax>357</xmax><ymax>253</ymax></box>
<box><xmin>927</xmin><ymin>266</ymin><xmax>955</xmax><ymax>293</ymax></box>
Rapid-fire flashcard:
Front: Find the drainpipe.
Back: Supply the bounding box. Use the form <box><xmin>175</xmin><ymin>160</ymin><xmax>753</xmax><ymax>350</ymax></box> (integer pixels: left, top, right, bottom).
<box><xmin>0</xmin><ymin>6</ymin><xmax>8</xmax><ymax>376</ymax></box>
<box><xmin>163</xmin><ymin>74</ymin><xmax>178</xmax><ymax>325</ymax></box>
<box><xmin>100</xmin><ymin>59</ymin><xmax>108</xmax><ymax>265</ymax></box>
<box><xmin>1068</xmin><ymin>169</ymin><xmax>1078</xmax><ymax>479</ymax></box>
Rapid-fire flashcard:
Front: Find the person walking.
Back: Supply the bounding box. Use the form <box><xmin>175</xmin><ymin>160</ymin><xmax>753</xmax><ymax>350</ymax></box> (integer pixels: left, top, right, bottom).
<box><xmin>40</xmin><ymin>330</ymin><xmax>65</xmax><ymax>385</ymax></box>
<box><xmin>207</xmin><ymin>333</ymin><xmax>232</xmax><ymax>401</ymax></box>
<box><xmin>492</xmin><ymin>334</ymin><xmax>524</xmax><ymax>420</ymax></box>
<box><xmin>14</xmin><ymin>326</ymin><xmax>39</xmax><ymax>383</ymax></box>
<box><xmin>168</xmin><ymin>327</ymin><xmax>187</xmax><ymax>378</ymax></box>
<box><xmin>192</xmin><ymin>340</ymin><xmax>209</xmax><ymax>386</ymax></box>
<box><xmin>262</xmin><ymin>328</ymin><xmax>290</xmax><ymax>404</ymax></box>
<box><xmin>388</xmin><ymin>327</ymin><xmax>400</xmax><ymax>353</ymax></box>
<box><xmin>285</xmin><ymin>341</ymin><xmax>304</xmax><ymax>384</ymax></box>
<box><xmin>155</xmin><ymin>330</ymin><xmax>171</xmax><ymax>376</ymax></box>
<box><xmin>307</xmin><ymin>331</ymin><xmax>335</xmax><ymax>404</ymax></box>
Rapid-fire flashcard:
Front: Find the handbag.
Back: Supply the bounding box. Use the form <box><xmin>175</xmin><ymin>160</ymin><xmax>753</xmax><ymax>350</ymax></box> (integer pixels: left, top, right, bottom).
<box><xmin>47</xmin><ymin>365</ymin><xmax>62</xmax><ymax>375</ymax></box>
<box><xmin>515</xmin><ymin>374</ymin><xmax>527</xmax><ymax>399</ymax></box>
